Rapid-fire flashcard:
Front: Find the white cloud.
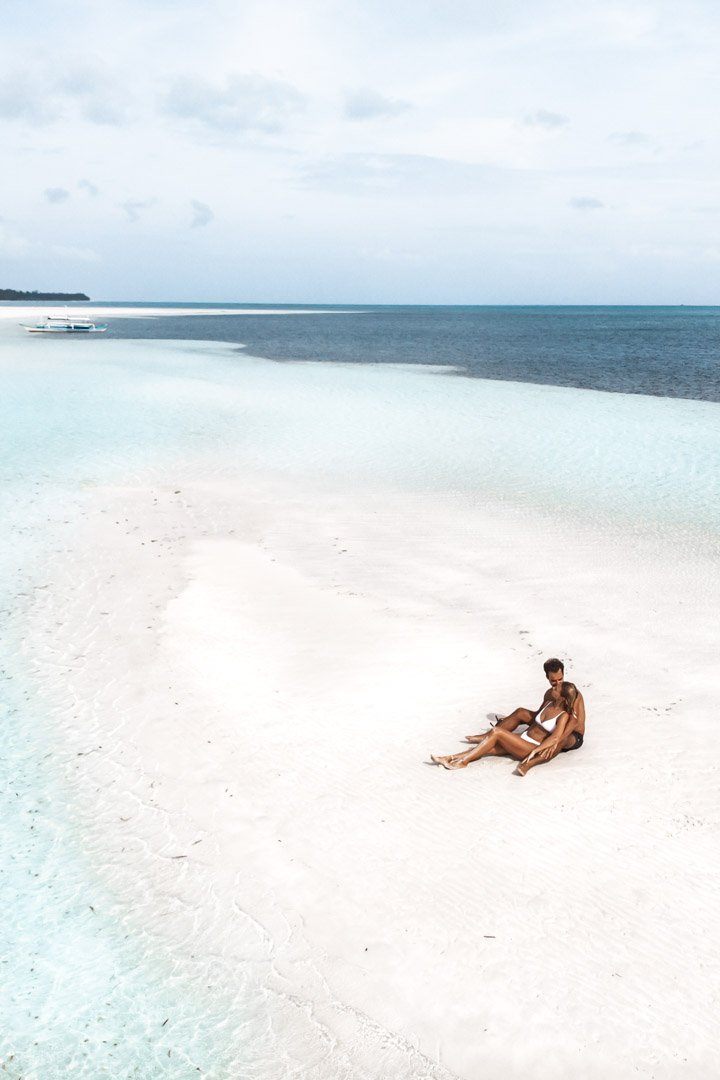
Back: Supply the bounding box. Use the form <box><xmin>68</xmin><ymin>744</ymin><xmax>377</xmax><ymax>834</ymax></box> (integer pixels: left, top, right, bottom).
<box><xmin>120</xmin><ymin>198</ymin><xmax>157</xmax><ymax>223</ymax></box>
<box><xmin>0</xmin><ymin>75</ymin><xmax>59</xmax><ymax>123</ymax></box>
<box><xmin>0</xmin><ymin>67</ymin><xmax>129</xmax><ymax>128</ymax></box>
<box><xmin>161</xmin><ymin>74</ymin><xmax>305</xmax><ymax>134</ymax></box>
<box><xmin>570</xmin><ymin>196</ymin><xmax>605</xmax><ymax>210</ymax></box>
<box><xmin>343</xmin><ymin>90</ymin><xmax>412</xmax><ymax>121</ymax></box>
<box><xmin>45</xmin><ymin>187</ymin><xmax>71</xmax><ymax>203</ymax></box>
<box><xmin>57</xmin><ymin>68</ymin><xmax>128</xmax><ymax>125</ymax></box>
<box><xmin>524</xmin><ymin>109</ymin><xmax>569</xmax><ymax>129</ymax></box>
<box><xmin>190</xmin><ymin>200</ymin><xmax>214</xmax><ymax>228</ymax></box>
<box><xmin>609</xmin><ymin>130</ymin><xmax>652</xmax><ymax>146</ymax></box>
<box><xmin>301</xmin><ymin>153</ymin><xmax>505</xmax><ymax>196</ymax></box>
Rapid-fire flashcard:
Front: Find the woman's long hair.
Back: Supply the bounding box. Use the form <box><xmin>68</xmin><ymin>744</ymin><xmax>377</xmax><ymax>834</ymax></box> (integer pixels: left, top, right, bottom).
<box><xmin>561</xmin><ymin>681</ymin><xmax>578</xmax><ymax>714</ymax></box>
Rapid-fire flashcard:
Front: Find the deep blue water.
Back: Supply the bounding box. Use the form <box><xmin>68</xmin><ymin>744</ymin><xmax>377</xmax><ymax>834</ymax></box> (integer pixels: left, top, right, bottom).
<box><xmin>78</xmin><ymin>304</ymin><xmax>720</xmax><ymax>403</ymax></box>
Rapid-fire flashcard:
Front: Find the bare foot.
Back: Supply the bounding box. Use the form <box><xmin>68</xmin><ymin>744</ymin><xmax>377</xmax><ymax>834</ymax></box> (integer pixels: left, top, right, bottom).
<box><xmin>431</xmin><ymin>755</ymin><xmax>467</xmax><ymax>770</ymax></box>
<box><xmin>464</xmin><ymin>729</ymin><xmax>493</xmax><ymax>743</ymax></box>
<box><xmin>513</xmin><ymin>761</ymin><xmax>529</xmax><ymax>777</ymax></box>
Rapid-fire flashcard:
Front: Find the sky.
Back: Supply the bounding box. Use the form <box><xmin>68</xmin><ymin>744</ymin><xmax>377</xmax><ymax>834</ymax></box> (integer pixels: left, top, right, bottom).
<box><xmin>2</xmin><ymin>0</ymin><xmax>720</xmax><ymax>303</ymax></box>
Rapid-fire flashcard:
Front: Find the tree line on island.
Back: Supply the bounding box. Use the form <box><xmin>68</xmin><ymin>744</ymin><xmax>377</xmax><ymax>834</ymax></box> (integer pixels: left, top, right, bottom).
<box><xmin>0</xmin><ymin>288</ymin><xmax>90</xmax><ymax>301</ymax></box>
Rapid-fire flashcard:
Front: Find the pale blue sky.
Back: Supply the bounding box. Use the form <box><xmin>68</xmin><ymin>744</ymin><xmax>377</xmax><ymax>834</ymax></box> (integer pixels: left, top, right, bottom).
<box><xmin>2</xmin><ymin>0</ymin><xmax>719</xmax><ymax>302</ymax></box>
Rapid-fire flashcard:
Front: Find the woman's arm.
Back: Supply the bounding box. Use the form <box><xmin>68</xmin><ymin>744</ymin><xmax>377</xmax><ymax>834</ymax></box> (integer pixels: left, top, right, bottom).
<box><xmin>525</xmin><ymin>710</ymin><xmax>571</xmax><ymax>764</ymax></box>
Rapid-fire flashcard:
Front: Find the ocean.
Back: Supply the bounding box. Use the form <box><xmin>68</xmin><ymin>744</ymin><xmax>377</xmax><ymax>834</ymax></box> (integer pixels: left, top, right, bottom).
<box><xmin>86</xmin><ymin>302</ymin><xmax>720</xmax><ymax>403</ymax></box>
<box><xmin>1</xmin><ymin>305</ymin><xmax>718</xmax><ymax>1077</ymax></box>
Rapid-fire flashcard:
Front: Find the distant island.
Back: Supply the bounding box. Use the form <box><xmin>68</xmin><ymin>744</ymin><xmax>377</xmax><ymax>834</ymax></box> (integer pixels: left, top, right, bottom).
<box><xmin>0</xmin><ymin>289</ymin><xmax>90</xmax><ymax>301</ymax></box>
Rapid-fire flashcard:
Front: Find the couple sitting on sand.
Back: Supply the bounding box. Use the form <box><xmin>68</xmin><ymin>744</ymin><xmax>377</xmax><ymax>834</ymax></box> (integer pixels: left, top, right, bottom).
<box><xmin>431</xmin><ymin>657</ymin><xmax>585</xmax><ymax>777</ymax></box>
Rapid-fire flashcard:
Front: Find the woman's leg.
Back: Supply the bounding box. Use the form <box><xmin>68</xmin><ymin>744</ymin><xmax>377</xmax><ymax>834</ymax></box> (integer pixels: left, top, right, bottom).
<box><xmin>514</xmin><ymin>730</ymin><xmax>577</xmax><ymax>776</ymax></box>
<box><xmin>514</xmin><ymin>754</ymin><xmax>541</xmax><ymax>777</ymax></box>
<box><xmin>432</xmin><ymin>729</ymin><xmax>501</xmax><ymax>768</ymax></box>
<box><xmin>492</xmin><ymin>728</ymin><xmax>543</xmax><ymax>761</ymax></box>
<box><xmin>432</xmin><ymin>727</ymin><xmax>535</xmax><ymax>769</ymax></box>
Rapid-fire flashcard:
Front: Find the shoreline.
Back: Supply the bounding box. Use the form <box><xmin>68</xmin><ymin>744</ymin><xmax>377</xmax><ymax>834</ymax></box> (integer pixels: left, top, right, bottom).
<box><xmin>24</xmin><ymin>459</ymin><xmax>720</xmax><ymax>1078</ymax></box>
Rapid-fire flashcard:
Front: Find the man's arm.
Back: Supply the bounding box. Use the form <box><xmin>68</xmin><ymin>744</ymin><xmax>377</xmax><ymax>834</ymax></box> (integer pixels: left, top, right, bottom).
<box><xmin>573</xmin><ymin>691</ymin><xmax>586</xmax><ymax>735</ymax></box>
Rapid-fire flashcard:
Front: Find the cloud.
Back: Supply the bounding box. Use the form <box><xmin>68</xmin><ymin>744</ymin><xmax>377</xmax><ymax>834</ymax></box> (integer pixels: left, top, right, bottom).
<box><xmin>190</xmin><ymin>199</ymin><xmax>214</xmax><ymax>228</ymax></box>
<box><xmin>162</xmin><ymin>74</ymin><xmax>305</xmax><ymax>134</ymax></box>
<box><xmin>78</xmin><ymin>178</ymin><xmax>99</xmax><ymax>196</ymax></box>
<box><xmin>344</xmin><ymin>89</ymin><xmax>412</xmax><ymax>121</ymax></box>
<box><xmin>609</xmin><ymin>130</ymin><xmax>651</xmax><ymax>146</ymax></box>
<box><xmin>120</xmin><ymin>198</ymin><xmax>156</xmax><ymax>222</ymax></box>
<box><xmin>0</xmin><ymin>76</ymin><xmax>58</xmax><ymax>123</ymax></box>
<box><xmin>301</xmin><ymin>153</ymin><xmax>504</xmax><ymax>195</ymax></box>
<box><xmin>302</xmin><ymin>154</ymin><xmax>410</xmax><ymax>192</ymax></box>
<box><xmin>57</xmin><ymin>68</ymin><xmax>127</xmax><ymax>125</ymax></box>
<box><xmin>569</xmin><ymin>196</ymin><xmax>605</xmax><ymax>210</ymax></box>
<box><xmin>524</xmin><ymin>109</ymin><xmax>569</xmax><ymax>129</ymax></box>
<box><xmin>45</xmin><ymin>187</ymin><xmax>70</xmax><ymax>203</ymax></box>
<box><xmin>82</xmin><ymin>99</ymin><xmax>126</xmax><ymax>125</ymax></box>
<box><xmin>0</xmin><ymin>68</ymin><xmax>127</xmax><ymax>127</ymax></box>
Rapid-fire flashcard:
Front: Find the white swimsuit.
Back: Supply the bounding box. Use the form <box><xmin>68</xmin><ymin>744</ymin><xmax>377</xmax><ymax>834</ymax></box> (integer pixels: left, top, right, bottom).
<box><xmin>519</xmin><ymin>702</ymin><xmax>563</xmax><ymax>745</ymax></box>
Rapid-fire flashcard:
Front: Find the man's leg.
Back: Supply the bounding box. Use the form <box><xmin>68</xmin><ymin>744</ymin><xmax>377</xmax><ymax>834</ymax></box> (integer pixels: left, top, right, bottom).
<box><xmin>466</xmin><ymin>707</ymin><xmax>534</xmax><ymax>742</ymax></box>
<box><xmin>497</xmin><ymin>708</ymin><xmax>535</xmax><ymax>731</ymax></box>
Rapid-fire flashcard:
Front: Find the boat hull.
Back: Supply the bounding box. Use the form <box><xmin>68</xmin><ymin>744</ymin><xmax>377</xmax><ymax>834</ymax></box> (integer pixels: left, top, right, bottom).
<box><xmin>22</xmin><ymin>325</ymin><xmax>108</xmax><ymax>333</ymax></box>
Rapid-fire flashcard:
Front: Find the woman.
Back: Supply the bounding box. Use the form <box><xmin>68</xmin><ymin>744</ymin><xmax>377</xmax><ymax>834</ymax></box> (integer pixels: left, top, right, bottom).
<box><xmin>431</xmin><ymin>682</ymin><xmax>578</xmax><ymax>777</ymax></box>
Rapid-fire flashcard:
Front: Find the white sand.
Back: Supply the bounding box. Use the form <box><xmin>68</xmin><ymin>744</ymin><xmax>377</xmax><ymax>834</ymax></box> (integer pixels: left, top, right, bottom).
<box><xmin>25</xmin><ymin>459</ymin><xmax>720</xmax><ymax>1078</ymax></box>
<box><xmin>0</xmin><ymin>304</ymin><xmax>350</xmax><ymax>321</ymax></box>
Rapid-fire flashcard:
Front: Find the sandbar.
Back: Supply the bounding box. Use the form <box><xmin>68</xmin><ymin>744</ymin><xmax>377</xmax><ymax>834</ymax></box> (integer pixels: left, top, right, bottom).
<box><xmin>25</xmin><ymin>454</ymin><xmax>720</xmax><ymax>1078</ymax></box>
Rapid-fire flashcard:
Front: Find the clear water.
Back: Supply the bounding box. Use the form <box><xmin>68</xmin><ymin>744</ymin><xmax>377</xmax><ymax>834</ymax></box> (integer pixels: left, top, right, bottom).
<box><xmin>1</xmin><ymin>312</ymin><xmax>719</xmax><ymax>1077</ymax></box>
<box><xmin>0</xmin><ymin>337</ymin><xmax>253</xmax><ymax>1077</ymax></box>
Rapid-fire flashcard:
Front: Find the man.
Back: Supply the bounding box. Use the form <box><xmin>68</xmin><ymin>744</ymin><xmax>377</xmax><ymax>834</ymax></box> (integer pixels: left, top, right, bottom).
<box><xmin>481</xmin><ymin>657</ymin><xmax>585</xmax><ymax>771</ymax></box>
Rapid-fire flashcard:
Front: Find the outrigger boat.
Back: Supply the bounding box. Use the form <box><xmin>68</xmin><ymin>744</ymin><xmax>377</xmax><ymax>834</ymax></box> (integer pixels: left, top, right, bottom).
<box><xmin>21</xmin><ymin>314</ymin><xmax>108</xmax><ymax>334</ymax></box>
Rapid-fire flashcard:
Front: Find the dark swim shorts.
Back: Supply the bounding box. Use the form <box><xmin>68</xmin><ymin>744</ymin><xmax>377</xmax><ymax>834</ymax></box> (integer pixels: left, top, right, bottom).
<box><xmin>561</xmin><ymin>731</ymin><xmax>584</xmax><ymax>753</ymax></box>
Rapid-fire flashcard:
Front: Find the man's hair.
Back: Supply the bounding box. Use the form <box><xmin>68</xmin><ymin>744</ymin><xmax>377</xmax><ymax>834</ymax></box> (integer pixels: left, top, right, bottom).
<box><xmin>543</xmin><ymin>657</ymin><xmax>564</xmax><ymax>675</ymax></box>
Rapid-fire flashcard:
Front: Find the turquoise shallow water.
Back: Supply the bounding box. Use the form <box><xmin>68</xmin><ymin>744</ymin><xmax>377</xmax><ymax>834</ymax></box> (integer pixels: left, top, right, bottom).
<box><xmin>1</xmin><ymin>323</ymin><xmax>719</xmax><ymax>1077</ymax></box>
<box><xmin>0</xmin><ymin>336</ymin><xmax>252</xmax><ymax>1076</ymax></box>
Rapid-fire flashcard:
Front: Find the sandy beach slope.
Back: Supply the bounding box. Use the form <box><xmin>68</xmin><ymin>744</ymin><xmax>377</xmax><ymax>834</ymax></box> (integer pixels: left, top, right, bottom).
<box><xmin>25</xmin><ymin>460</ymin><xmax>720</xmax><ymax>1079</ymax></box>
